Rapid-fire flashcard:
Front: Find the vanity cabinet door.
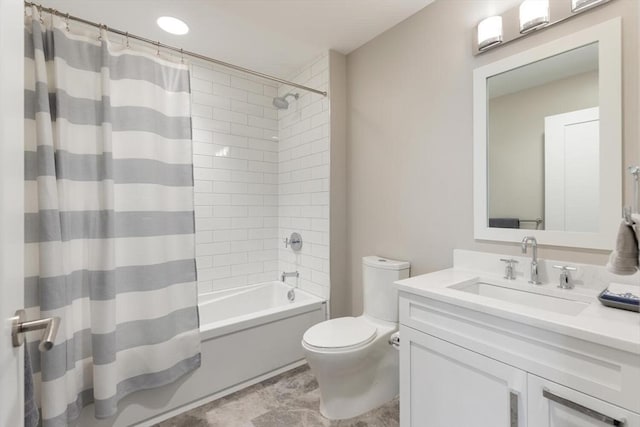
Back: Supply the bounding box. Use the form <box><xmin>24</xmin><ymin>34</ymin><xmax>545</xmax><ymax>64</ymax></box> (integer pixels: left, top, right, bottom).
<box><xmin>400</xmin><ymin>325</ymin><xmax>527</xmax><ymax>427</ymax></box>
<box><xmin>528</xmin><ymin>374</ymin><xmax>640</xmax><ymax>427</ymax></box>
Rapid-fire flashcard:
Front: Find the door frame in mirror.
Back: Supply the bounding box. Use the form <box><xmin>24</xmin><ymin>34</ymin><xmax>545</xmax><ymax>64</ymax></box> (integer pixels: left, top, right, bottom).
<box><xmin>473</xmin><ymin>18</ymin><xmax>621</xmax><ymax>250</ymax></box>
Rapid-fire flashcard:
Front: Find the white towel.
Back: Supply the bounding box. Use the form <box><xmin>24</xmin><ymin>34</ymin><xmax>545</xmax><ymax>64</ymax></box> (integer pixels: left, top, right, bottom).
<box><xmin>608</xmin><ymin>282</ymin><xmax>640</xmax><ymax>297</ymax></box>
<box><xmin>606</xmin><ymin>219</ymin><xmax>639</xmax><ymax>275</ymax></box>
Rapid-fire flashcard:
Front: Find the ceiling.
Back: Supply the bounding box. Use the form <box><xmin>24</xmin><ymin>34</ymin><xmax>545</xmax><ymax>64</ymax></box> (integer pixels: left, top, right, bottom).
<box><xmin>40</xmin><ymin>0</ymin><xmax>435</xmax><ymax>78</ymax></box>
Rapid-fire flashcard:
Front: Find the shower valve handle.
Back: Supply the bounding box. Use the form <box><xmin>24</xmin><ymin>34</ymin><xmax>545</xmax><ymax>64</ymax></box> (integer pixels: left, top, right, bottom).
<box><xmin>284</xmin><ymin>232</ymin><xmax>303</xmax><ymax>251</ymax></box>
<box><xmin>284</xmin><ymin>237</ymin><xmax>300</xmax><ymax>246</ymax></box>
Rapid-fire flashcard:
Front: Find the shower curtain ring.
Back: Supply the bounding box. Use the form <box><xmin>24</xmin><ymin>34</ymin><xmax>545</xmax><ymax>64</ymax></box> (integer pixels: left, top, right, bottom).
<box><xmin>125</xmin><ymin>31</ymin><xmax>130</xmax><ymax>48</ymax></box>
<box><xmin>180</xmin><ymin>48</ymin><xmax>184</xmax><ymax>63</ymax></box>
<box><xmin>37</xmin><ymin>5</ymin><xmax>44</xmax><ymax>24</ymax></box>
<box><xmin>98</xmin><ymin>24</ymin><xmax>109</xmax><ymax>41</ymax></box>
<box><xmin>65</xmin><ymin>13</ymin><xmax>70</xmax><ymax>31</ymax></box>
<box><xmin>156</xmin><ymin>41</ymin><xmax>160</xmax><ymax>56</ymax></box>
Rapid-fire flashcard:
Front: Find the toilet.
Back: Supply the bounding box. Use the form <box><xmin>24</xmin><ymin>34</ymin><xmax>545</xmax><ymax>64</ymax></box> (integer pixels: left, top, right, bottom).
<box><xmin>302</xmin><ymin>256</ymin><xmax>410</xmax><ymax>420</ymax></box>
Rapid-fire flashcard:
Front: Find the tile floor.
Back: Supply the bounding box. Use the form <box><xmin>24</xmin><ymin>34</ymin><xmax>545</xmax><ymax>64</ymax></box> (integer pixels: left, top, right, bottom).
<box><xmin>154</xmin><ymin>365</ymin><xmax>399</xmax><ymax>427</ymax></box>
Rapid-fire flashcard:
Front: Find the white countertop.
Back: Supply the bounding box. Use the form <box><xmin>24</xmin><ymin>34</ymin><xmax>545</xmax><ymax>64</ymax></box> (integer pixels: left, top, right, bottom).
<box><xmin>395</xmin><ymin>268</ymin><xmax>640</xmax><ymax>355</ymax></box>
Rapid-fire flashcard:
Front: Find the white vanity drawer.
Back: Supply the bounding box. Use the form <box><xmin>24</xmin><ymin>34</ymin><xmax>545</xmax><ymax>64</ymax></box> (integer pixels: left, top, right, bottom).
<box><xmin>399</xmin><ymin>292</ymin><xmax>640</xmax><ymax>413</ymax></box>
<box><xmin>528</xmin><ymin>374</ymin><xmax>640</xmax><ymax>426</ymax></box>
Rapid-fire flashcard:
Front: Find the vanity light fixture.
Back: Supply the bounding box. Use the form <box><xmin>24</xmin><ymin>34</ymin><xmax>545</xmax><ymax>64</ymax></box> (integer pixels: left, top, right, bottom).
<box><xmin>157</xmin><ymin>16</ymin><xmax>189</xmax><ymax>35</ymax></box>
<box><xmin>519</xmin><ymin>0</ymin><xmax>550</xmax><ymax>34</ymax></box>
<box><xmin>477</xmin><ymin>16</ymin><xmax>503</xmax><ymax>51</ymax></box>
<box><xmin>474</xmin><ymin>0</ymin><xmax>613</xmax><ymax>54</ymax></box>
<box><xmin>572</xmin><ymin>0</ymin><xmax>607</xmax><ymax>12</ymax></box>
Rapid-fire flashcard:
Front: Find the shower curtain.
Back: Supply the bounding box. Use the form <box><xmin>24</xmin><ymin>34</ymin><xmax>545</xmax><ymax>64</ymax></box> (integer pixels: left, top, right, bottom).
<box><xmin>24</xmin><ymin>7</ymin><xmax>200</xmax><ymax>426</ymax></box>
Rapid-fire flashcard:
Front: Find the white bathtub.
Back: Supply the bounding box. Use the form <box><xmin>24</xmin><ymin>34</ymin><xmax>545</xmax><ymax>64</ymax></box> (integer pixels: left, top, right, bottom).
<box><xmin>79</xmin><ymin>282</ymin><xmax>326</xmax><ymax>426</ymax></box>
<box><xmin>199</xmin><ymin>281</ymin><xmax>325</xmax><ymax>340</ymax></box>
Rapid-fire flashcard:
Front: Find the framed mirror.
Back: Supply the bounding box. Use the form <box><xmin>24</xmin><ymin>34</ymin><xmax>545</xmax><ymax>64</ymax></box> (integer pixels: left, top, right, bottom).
<box><xmin>473</xmin><ymin>18</ymin><xmax>621</xmax><ymax>250</ymax></box>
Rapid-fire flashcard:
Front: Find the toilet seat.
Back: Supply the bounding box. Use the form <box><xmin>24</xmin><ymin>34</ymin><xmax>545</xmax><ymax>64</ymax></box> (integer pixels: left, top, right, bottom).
<box><xmin>303</xmin><ymin>317</ymin><xmax>377</xmax><ymax>351</ymax></box>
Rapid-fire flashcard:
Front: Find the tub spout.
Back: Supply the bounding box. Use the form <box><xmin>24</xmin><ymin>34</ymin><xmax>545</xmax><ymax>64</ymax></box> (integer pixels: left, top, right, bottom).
<box><xmin>281</xmin><ymin>271</ymin><xmax>299</xmax><ymax>282</ymax></box>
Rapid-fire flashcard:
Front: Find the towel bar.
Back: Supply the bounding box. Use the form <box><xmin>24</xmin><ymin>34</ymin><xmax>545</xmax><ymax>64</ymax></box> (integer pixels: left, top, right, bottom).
<box><xmin>11</xmin><ymin>309</ymin><xmax>60</xmax><ymax>352</ymax></box>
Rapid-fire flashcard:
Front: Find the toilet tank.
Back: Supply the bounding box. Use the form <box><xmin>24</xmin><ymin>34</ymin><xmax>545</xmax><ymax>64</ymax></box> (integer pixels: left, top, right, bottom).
<box><xmin>362</xmin><ymin>256</ymin><xmax>410</xmax><ymax>322</ymax></box>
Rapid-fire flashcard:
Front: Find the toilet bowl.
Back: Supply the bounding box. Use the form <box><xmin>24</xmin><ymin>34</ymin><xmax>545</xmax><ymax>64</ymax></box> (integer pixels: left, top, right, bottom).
<box><xmin>302</xmin><ymin>256</ymin><xmax>410</xmax><ymax>420</ymax></box>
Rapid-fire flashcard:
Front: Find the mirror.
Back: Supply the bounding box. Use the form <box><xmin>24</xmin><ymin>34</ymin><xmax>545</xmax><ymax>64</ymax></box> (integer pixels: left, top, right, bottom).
<box><xmin>473</xmin><ymin>18</ymin><xmax>621</xmax><ymax>249</ymax></box>
<box><xmin>488</xmin><ymin>43</ymin><xmax>599</xmax><ymax>232</ymax></box>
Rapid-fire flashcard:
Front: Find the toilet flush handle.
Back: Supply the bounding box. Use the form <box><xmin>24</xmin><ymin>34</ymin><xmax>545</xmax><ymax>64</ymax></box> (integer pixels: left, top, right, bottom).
<box><xmin>389</xmin><ymin>332</ymin><xmax>400</xmax><ymax>350</ymax></box>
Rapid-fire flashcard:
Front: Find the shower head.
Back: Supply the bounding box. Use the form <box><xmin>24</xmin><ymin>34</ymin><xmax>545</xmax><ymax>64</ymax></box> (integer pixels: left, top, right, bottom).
<box><xmin>272</xmin><ymin>93</ymin><xmax>299</xmax><ymax>109</ymax></box>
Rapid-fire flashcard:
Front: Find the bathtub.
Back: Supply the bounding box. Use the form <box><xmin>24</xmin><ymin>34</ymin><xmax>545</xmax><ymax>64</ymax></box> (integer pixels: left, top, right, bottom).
<box><xmin>198</xmin><ymin>281</ymin><xmax>325</xmax><ymax>341</ymax></box>
<box><xmin>78</xmin><ymin>282</ymin><xmax>326</xmax><ymax>426</ymax></box>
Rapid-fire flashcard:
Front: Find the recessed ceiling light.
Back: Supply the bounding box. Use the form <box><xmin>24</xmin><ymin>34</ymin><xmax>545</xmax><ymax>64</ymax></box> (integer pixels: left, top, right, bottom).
<box><xmin>157</xmin><ymin>16</ymin><xmax>189</xmax><ymax>35</ymax></box>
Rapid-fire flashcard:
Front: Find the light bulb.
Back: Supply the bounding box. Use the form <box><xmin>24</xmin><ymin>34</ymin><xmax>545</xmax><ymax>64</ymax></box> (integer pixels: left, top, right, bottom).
<box><xmin>572</xmin><ymin>0</ymin><xmax>606</xmax><ymax>13</ymax></box>
<box><xmin>519</xmin><ymin>0</ymin><xmax>549</xmax><ymax>34</ymax></box>
<box><xmin>477</xmin><ymin>16</ymin><xmax>503</xmax><ymax>51</ymax></box>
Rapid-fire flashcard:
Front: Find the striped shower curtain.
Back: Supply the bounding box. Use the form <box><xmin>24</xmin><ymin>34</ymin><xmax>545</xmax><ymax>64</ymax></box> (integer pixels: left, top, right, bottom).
<box><xmin>24</xmin><ymin>7</ymin><xmax>200</xmax><ymax>426</ymax></box>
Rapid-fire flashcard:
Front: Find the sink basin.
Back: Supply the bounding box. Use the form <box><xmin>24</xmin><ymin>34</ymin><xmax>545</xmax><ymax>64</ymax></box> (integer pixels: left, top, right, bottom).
<box><xmin>450</xmin><ymin>281</ymin><xmax>589</xmax><ymax>316</ymax></box>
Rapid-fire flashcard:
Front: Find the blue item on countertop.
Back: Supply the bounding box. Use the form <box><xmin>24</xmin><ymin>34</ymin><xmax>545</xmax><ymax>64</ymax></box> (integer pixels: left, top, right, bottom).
<box><xmin>598</xmin><ymin>288</ymin><xmax>639</xmax><ymax>312</ymax></box>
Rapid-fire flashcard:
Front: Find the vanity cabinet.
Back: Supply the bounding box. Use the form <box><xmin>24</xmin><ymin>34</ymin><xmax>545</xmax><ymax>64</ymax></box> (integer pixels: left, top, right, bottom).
<box><xmin>398</xmin><ymin>292</ymin><xmax>640</xmax><ymax>427</ymax></box>
<box><xmin>400</xmin><ymin>326</ymin><xmax>527</xmax><ymax>427</ymax></box>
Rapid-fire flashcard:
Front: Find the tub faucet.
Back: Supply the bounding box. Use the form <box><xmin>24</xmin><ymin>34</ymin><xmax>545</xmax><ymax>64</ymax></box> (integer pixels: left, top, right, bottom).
<box><xmin>281</xmin><ymin>271</ymin><xmax>299</xmax><ymax>282</ymax></box>
<box><xmin>521</xmin><ymin>236</ymin><xmax>541</xmax><ymax>285</ymax></box>
<box><xmin>282</xmin><ymin>271</ymin><xmax>299</xmax><ymax>302</ymax></box>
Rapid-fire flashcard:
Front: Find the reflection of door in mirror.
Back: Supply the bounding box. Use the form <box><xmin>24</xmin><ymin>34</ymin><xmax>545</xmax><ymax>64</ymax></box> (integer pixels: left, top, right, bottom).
<box><xmin>545</xmin><ymin>108</ymin><xmax>599</xmax><ymax>232</ymax></box>
<box><xmin>487</xmin><ymin>43</ymin><xmax>599</xmax><ymax>231</ymax></box>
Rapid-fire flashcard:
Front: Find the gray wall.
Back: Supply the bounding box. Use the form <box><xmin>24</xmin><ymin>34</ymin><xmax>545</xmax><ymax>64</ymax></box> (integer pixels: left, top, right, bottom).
<box><xmin>345</xmin><ymin>0</ymin><xmax>639</xmax><ymax>315</ymax></box>
<box><xmin>329</xmin><ymin>51</ymin><xmax>350</xmax><ymax>318</ymax></box>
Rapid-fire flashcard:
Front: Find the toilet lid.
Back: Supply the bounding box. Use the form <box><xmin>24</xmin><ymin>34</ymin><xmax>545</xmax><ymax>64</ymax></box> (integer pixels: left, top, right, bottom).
<box><xmin>303</xmin><ymin>317</ymin><xmax>377</xmax><ymax>349</ymax></box>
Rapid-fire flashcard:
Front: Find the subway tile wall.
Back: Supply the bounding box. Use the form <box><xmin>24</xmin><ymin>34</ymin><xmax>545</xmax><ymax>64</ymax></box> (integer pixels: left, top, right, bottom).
<box><xmin>191</xmin><ymin>53</ymin><xmax>331</xmax><ymax>300</ymax></box>
<box><xmin>190</xmin><ymin>62</ymin><xmax>281</xmax><ymax>294</ymax></box>
<box><xmin>278</xmin><ymin>53</ymin><xmax>331</xmax><ymax>299</ymax></box>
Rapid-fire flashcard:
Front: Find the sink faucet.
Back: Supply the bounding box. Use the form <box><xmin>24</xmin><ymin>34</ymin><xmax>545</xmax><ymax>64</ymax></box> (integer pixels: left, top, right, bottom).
<box><xmin>521</xmin><ymin>236</ymin><xmax>541</xmax><ymax>285</ymax></box>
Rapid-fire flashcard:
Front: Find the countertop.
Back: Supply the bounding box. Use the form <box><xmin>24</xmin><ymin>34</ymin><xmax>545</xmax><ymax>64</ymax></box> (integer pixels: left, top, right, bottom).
<box><xmin>395</xmin><ymin>268</ymin><xmax>640</xmax><ymax>355</ymax></box>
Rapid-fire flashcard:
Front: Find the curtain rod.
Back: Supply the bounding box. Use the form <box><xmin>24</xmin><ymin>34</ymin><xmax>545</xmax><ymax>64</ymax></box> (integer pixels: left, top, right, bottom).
<box><xmin>24</xmin><ymin>2</ymin><xmax>328</xmax><ymax>97</ymax></box>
